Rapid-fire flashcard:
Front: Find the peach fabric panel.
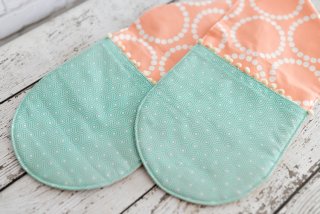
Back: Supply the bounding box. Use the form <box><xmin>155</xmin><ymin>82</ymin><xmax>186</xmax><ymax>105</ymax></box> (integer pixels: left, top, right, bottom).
<box><xmin>202</xmin><ymin>0</ymin><xmax>320</xmax><ymax>111</ymax></box>
<box><xmin>110</xmin><ymin>1</ymin><xmax>233</xmax><ymax>83</ymax></box>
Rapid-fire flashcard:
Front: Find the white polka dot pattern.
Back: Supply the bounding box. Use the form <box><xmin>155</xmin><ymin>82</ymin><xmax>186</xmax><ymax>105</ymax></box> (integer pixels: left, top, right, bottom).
<box><xmin>110</xmin><ymin>1</ymin><xmax>232</xmax><ymax>82</ymax></box>
<box><xmin>11</xmin><ymin>39</ymin><xmax>152</xmax><ymax>190</ymax></box>
<box><xmin>135</xmin><ymin>44</ymin><xmax>307</xmax><ymax>205</ymax></box>
<box><xmin>202</xmin><ymin>0</ymin><xmax>320</xmax><ymax>111</ymax></box>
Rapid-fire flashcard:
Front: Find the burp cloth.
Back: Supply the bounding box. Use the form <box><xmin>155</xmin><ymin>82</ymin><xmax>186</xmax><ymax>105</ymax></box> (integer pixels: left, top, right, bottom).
<box><xmin>11</xmin><ymin>1</ymin><xmax>231</xmax><ymax>190</ymax></box>
<box><xmin>110</xmin><ymin>0</ymin><xmax>231</xmax><ymax>82</ymax></box>
<box><xmin>202</xmin><ymin>0</ymin><xmax>320</xmax><ymax>111</ymax></box>
<box><xmin>12</xmin><ymin>39</ymin><xmax>152</xmax><ymax>189</ymax></box>
<box><xmin>135</xmin><ymin>0</ymin><xmax>319</xmax><ymax>205</ymax></box>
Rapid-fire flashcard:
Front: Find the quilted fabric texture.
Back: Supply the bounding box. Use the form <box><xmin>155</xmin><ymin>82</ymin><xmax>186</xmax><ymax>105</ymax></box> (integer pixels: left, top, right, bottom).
<box><xmin>135</xmin><ymin>44</ymin><xmax>307</xmax><ymax>205</ymax></box>
<box><xmin>12</xmin><ymin>39</ymin><xmax>152</xmax><ymax>190</ymax></box>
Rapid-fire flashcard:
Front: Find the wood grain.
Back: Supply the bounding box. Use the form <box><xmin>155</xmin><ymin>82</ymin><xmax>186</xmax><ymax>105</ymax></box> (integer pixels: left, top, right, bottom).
<box><xmin>279</xmin><ymin>170</ymin><xmax>320</xmax><ymax>214</ymax></box>
<box><xmin>0</xmin><ymin>87</ymin><xmax>30</xmax><ymax>189</ymax></box>
<box><xmin>0</xmin><ymin>0</ymin><xmax>169</xmax><ymax>212</ymax></box>
<box><xmin>124</xmin><ymin>106</ymin><xmax>320</xmax><ymax>214</ymax></box>
<box><xmin>0</xmin><ymin>0</ymin><xmax>320</xmax><ymax>213</ymax></box>
<box><xmin>0</xmin><ymin>0</ymin><xmax>170</xmax><ymax>103</ymax></box>
<box><xmin>0</xmin><ymin>167</ymin><xmax>154</xmax><ymax>214</ymax></box>
<box><xmin>0</xmin><ymin>0</ymin><xmax>171</xmax><ymax>188</ymax></box>
<box><xmin>123</xmin><ymin>2</ymin><xmax>320</xmax><ymax>213</ymax></box>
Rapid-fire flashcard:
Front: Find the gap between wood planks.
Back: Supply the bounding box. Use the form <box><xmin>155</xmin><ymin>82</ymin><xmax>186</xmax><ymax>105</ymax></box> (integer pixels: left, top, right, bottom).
<box><xmin>118</xmin><ymin>167</ymin><xmax>320</xmax><ymax>214</ymax></box>
<box><xmin>0</xmin><ymin>172</ymin><xmax>25</xmax><ymax>192</ymax></box>
<box><xmin>0</xmin><ymin>0</ymin><xmax>176</xmax><ymax>106</ymax></box>
<box><xmin>274</xmin><ymin>166</ymin><xmax>320</xmax><ymax>213</ymax></box>
<box><xmin>1</xmin><ymin>0</ymin><xmax>320</xmax><ymax>213</ymax></box>
<box><xmin>0</xmin><ymin>0</ymin><xmax>177</xmax><ymax>191</ymax></box>
<box><xmin>0</xmin><ymin>80</ymin><xmax>39</xmax><ymax>105</ymax></box>
<box><xmin>120</xmin><ymin>185</ymin><xmax>157</xmax><ymax>214</ymax></box>
<box><xmin>0</xmin><ymin>0</ymin><xmax>87</xmax><ymax>47</ymax></box>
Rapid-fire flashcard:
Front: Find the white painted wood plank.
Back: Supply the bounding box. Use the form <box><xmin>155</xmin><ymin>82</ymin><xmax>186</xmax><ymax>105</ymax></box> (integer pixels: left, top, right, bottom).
<box><xmin>0</xmin><ymin>0</ymin><xmax>319</xmax><ymax>213</ymax></box>
<box><xmin>0</xmin><ymin>167</ymin><xmax>154</xmax><ymax>214</ymax></box>
<box><xmin>3</xmin><ymin>91</ymin><xmax>319</xmax><ymax>214</ymax></box>
<box><xmin>0</xmin><ymin>0</ymin><xmax>171</xmax><ymax>189</ymax></box>
<box><xmin>0</xmin><ymin>0</ymin><xmax>170</xmax><ymax>103</ymax></box>
<box><xmin>0</xmin><ymin>87</ymin><xmax>30</xmax><ymax>189</ymax></box>
<box><xmin>0</xmin><ymin>0</ymin><xmax>79</xmax><ymax>39</ymax></box>
<box><xmin>279</xmin><ymin>171</ymin><xmax>320</xmax><ymax>214</ymax></box>
<box><xmin>124</xmin><ymin>106</ymin><xmax>320</xmax><ymax>214</ymax></box>
<box><xmin>124</xmin><ymin>2</ymin><xmax>320</xmax><ymax>212</ymax></box>
<box><xmin>0</xmin><ymin>0</ymin><xmax>165</xmax><ymax>211</ymax></box>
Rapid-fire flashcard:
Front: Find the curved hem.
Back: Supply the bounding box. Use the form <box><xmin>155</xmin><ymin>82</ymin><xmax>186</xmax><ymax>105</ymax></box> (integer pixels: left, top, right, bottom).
<box><xmin>134</xmin><ymin>44</ymin><xmax>308</xmax><ymax>205</ymax></box>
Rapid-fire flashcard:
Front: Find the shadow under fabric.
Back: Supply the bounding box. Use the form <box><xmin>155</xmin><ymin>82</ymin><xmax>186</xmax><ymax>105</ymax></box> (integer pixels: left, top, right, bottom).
<box><xmin>135</xmin><ymin>0</ymin><xmax>320</xmax><ymax>205</ymax></box>
<box><xmin>11</xmin><ymin>1</ymin><xmax>231</xmax><ymax>190</ymax></box>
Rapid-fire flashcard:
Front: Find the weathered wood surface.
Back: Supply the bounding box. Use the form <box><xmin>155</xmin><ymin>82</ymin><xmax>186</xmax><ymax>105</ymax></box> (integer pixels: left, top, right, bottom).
<box><xmin>279</xmin><ymin>170</ymin><xmax>320</xmax><ymax>214</ymax></box>
<box><xmin>0</xmin><ymin>0</ymin><xmax>320</xmax><ymax>213</ymax></box>
<box><xmin>0</xmin><ymin>0</ymin><xmax>171</xmax><ymax>189</ymax></box>
<box><xmin>0</xmin><ymin>167</ymin><xmax>155</xmax><ymax>213</ymax></box>
<box><xmin>124</xmin><ymin>105</ymin><xmax>320</xmax><ymax>214</ymax></box>
<box><xmin>0</xmin><ymin>0</ymin><xmax>170</xmax><ymax>103</ymax></box>
<box><xmin>0</xmin><ymin>87</ymin><xmax>30</xmax><ymax>189</ymax></box>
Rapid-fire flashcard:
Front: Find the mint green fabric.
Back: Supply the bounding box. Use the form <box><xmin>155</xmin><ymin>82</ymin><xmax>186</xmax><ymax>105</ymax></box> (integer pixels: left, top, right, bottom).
<box><xmin>12</xmin><ymin>39</ymin><xmax>152</xmax><ymax>190</ymax></box>
<box><xmin>135</xmin><ymin>44</ymin><xmax>307</xmax><ymax>205</ymax></box>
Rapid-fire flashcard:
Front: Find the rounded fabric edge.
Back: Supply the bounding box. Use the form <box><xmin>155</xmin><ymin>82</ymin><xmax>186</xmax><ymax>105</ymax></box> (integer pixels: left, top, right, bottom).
<box><xmin>134</xmin><ymin>83</ymin><xmax>254</xmax><ymax>206</ymax></box>
<box><xmin>12</xmin><ymin>111</ymin><xmax>141</xmax><ymax>191</ymax></box>
<box><xmin>11</xmin><ymin>39</ymin><xmax>152</xmax><ymax>190</ymax></box>
<box><xmin>134</xmin><ymin>44</ymin><xmax>307</xmax><ymax>205</ymax></box>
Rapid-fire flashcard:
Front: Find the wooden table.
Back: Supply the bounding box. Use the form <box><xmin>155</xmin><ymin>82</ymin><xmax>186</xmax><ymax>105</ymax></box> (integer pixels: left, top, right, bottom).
<box><xmin>0</xmin><ymin>0</ymin><xmax>320</xmax><ymax>213</ymax></box>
